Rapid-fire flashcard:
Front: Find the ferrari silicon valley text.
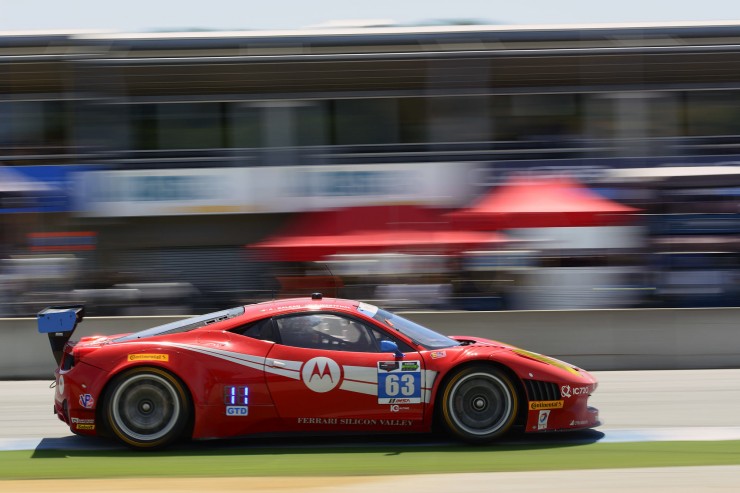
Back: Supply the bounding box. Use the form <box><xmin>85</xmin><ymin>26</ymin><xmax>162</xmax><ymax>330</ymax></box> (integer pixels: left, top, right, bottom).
<box><xmin>297</xmin><ymin>418</ymin><xmax>413</xmax><ymax>426</ymax></box>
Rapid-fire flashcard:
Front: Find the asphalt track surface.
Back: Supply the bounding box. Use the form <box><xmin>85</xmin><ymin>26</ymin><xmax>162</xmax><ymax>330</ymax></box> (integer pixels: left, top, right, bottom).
<box><xmin>2</xmin><ymin>369</ymin><xmax>740</xmax><ymax>492</ymax></box>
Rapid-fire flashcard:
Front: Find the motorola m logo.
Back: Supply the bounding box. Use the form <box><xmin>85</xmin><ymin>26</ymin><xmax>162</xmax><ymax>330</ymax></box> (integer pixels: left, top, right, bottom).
<box><xmin>301</xmin><ymin>357</ymin><xmax>341</xmax><ymax>393</ymax></box>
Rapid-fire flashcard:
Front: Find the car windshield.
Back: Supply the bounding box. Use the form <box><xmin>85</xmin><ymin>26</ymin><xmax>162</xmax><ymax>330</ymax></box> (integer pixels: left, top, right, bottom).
<box><xmin>358</xmin><ymin>303</ymin><xmax>460</xmax><ymax>350</ymax></box>
<box><xmin>113</xmin><ymin>306</ymin><xmax>245</xmax><ymax>342</ymax></box>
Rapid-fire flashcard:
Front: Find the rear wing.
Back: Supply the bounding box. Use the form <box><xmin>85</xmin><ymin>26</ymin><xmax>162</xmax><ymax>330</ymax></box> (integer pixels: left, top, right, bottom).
<box><xmin>37</xmin><ymin>305</ymin><xmax>85</xmax><ymax>365</ymax></box>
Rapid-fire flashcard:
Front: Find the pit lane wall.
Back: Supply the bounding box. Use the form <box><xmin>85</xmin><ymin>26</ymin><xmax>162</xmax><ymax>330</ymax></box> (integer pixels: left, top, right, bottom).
<box><xmin>2</xmin><ymin>308</ymin><xmax>739</xmax><ymax>379</ymax></box>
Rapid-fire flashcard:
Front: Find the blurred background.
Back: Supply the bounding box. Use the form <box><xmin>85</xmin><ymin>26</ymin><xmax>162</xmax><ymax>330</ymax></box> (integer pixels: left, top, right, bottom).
<box><xmin>1</xmin><ymin>20</ymin><xmax>739</xmax><ymax>316</ymax></box>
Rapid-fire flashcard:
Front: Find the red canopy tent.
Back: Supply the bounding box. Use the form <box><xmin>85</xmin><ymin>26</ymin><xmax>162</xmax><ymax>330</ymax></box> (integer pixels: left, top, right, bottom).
<box><xmin>249</xmin><ymin>205</ymin><xmax>508</xmax><ymax>262</ymax></box>
<box><xmin>447</xmin><ymin>176</ymin><xmax>639</xmax><ymax>229</ymax></box>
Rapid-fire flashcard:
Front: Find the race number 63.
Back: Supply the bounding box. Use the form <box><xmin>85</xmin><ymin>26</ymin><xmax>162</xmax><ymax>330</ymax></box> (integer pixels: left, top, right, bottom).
<box><xmin>385</xmin><ymin>373</ymin><xmax>416</xmax><ymax>396</ymax></box>
<box><xmin>378</xmin><ymin>366</ymin><xmax>422</xmax><ymax>404</ymax></box>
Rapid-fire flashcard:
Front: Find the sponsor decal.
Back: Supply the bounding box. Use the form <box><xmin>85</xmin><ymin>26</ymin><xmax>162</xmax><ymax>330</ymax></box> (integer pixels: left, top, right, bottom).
<box><xmin>538</xmin><ymin>410</ymin><xmax>551</xmax><ymax>430</ymax></box>
<box><xmin>298</xmin><ymin>417</ymin><xmax>338</xmax><ymax>425</ymax></box>
<box><xmin>528</xmin><ymin>400</ymin><xmax>564</xmax><ymax>410</ymax></box>
<box><xmin>298</xmin><ymin>417</ymin><xmax>414</xmax><ymax>426</ymax></box>
<box><xmin>560</xmin><ymin>385</ymin><xmax>591</xmax><ymax>398</ymax></box>
<box><xmin>57</xmin><ymin>375</ymin><xmax>65</xmax><ymax>395</ymax></box>
<box><xmin>226</xmin><ymin>406</ymin><xmax>249</xmax><ymax>416</ymax></box>
<box><xmin>301</xmin><ymin>357</ymin><xmax>341</xmax><ymax>393</ymax></box>
<box><xmin>570</xmin><ymin>419</ymin><xmax>589</xmax><ymax>426</ymax></box>
<box><xmin>378</xmin><ymin>361</ymin><xmax>422</xmax><ymax>404</ymax></box>
<box><xmin>75</xmin><ymin>424</ymin><xmax>95</xmax><ymax>430</ymax></box>
<box><xmin>71</xmin><ymin>417</ymin><xmax>95</xmax><ymax>424</ymax></box>
<box><xmin>263</xmin><ymin>303</ymin><xmax>352</xmax><ymax>313</ymax></box>
<box><xmin>378</xmin><ymin>361</ymin><xmax>400</xmax><ymax>372</ymax></box>
<box><xmin>128</xmin><ymin>354</ymin><xmax>169</xmax><ymax>362</ymax></box>
<box><xmin>79</xmin><ymin>394</ymin><xmax>95</xmax><ymax>409</ymax></box>
<box><xmin>357</xmin><ymin>302</ymin><xmax>379</xmax><ymax>317</ymax></box>
<box><xmin>390</xmin><ymin>405</ymin><xmax>411</xmax><ymax>413</ymax></box>
<box><xmin>430</xmin><ymin>351</ymin><xmax>446</xmax><ymax>359</ymax></box>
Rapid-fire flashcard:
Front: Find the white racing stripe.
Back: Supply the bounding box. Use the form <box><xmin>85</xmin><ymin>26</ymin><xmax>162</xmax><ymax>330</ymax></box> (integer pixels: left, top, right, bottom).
<box><xmin>344</xmin><ymin>365</ymin><xmax>377</xmax><ymax>384</ymax></box>
<box><xmin>165</xmin><ymin>344</ymin><xmax>437</xmax><ymax>401</ymax></box>
<box><xmin>339</xmin><ymin>380</ymin><xmax>377</xmax><ymax>396</ymax></box>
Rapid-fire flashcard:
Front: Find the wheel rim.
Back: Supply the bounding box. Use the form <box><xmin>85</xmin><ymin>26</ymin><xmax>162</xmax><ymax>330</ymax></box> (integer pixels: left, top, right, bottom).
<box><xmin>110</xmin><ymin>373</ymin><xmax>181</xmax><ymax>442</ymax></box>
<box><xmin>447</xmin><ymin>372</ymin><xmax>513</xmax><ymax>436</ymax></box>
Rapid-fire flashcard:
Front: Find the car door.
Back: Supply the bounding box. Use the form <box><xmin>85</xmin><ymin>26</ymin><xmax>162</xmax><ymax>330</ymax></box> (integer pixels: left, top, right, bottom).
<box><xmin>263</xmin><ymin>312</ymin><xmax>425</xmax><ymax>430</ymax></box>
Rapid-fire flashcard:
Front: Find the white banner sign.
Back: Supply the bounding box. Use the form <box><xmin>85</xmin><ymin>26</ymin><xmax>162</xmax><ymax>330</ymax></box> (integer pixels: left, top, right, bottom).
<box><xmin>73</xmin><ymin>162</ymin><xmax>476</xmax><ymax>217</ymax></box>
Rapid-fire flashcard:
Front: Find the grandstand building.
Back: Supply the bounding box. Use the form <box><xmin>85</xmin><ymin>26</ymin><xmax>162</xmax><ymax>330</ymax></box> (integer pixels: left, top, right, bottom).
<box><xmin>2</xmin><ymin>22</ymin><xmax>739</xmax><ymax>308</ymax></box>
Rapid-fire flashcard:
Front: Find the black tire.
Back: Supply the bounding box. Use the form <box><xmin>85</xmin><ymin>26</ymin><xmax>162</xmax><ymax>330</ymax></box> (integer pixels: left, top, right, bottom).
<box><xmin>103</xmin><ymin>367</ymin><xmax>191</xmax><ymax>449</ymax></box>
<box><xmin>439</xmin><ymin>365</ymin><xmax>518</xmax><ymax>443</ymax></box>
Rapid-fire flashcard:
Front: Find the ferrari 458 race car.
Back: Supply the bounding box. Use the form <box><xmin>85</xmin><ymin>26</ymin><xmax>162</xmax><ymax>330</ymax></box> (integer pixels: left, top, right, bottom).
<box><xmin>38</xmin><ymin>294</ymin><xmax>599</xmax><ymax>449</ymax></box>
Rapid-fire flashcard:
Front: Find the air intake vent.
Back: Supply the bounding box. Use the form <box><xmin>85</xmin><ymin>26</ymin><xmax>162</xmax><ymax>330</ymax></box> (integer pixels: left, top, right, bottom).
<box><xmin>524</xmin><ymin>379</ymin><xmax>561</xmax><ymax>401</ymax></box>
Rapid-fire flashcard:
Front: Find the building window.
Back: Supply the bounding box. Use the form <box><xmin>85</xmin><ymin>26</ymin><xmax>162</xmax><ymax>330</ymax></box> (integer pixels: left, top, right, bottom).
<box><xmin>0</xmin><ymin>100</ymin><xmax>69</xmax><ymax>151</ymax></box>
<box><xmin>130</xmin><ymin>102</ymin><xmax>226</xmax><ymax>150</ymax></box>
<box><xmin>685</xmin><ymin>90</ymin><xmax>740</xmax><ymax>136</ymax></box>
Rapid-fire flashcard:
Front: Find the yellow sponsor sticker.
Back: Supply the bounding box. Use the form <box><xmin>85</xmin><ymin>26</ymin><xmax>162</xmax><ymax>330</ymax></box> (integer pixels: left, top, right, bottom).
<box><xmin>529</xmin><ymin>400</ymin><xmax>565</xmax><ymax>410</ymax></box>
<box><xmin>76</xmin><ymin>424</ymin><xmax>95</xmax><ymax>430</ymax></box>
<box><xmin>128</xmin><ymin>354</ymin><xmax>169</xmax><ymax>362</ymax></box>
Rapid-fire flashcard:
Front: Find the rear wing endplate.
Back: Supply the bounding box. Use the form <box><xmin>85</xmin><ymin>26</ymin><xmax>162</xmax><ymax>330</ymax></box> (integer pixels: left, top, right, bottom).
<box><xmin>37</xmin><ymin>306</ymin><xmax>85</xmax><ymax>365</ymax></box>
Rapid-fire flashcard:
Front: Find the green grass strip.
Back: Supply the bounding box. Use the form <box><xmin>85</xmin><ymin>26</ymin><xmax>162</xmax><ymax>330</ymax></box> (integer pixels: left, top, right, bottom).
<box><xmin>1</xmin><ymin>440</ymin><xmax>740</xmax><ymax>480</ymax></box>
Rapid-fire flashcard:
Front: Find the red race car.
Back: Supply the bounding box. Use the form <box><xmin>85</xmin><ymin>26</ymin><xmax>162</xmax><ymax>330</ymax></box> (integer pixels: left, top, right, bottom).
<box><xmin>38</xmin><ymin>295</ymin><xmax>599</xmax><ymax>449</ymax></box>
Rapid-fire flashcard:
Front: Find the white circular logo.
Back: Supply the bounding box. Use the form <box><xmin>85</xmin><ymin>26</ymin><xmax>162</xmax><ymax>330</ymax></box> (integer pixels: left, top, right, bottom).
<box><xmin>301</xmin><ymin>357</ymin><xmax>341</xmax><ymax>393</ymax></box>
<box><xmin>57</xmin><ymin>375</ymin><xmax>65</xmax><ymax>395</ymax></box>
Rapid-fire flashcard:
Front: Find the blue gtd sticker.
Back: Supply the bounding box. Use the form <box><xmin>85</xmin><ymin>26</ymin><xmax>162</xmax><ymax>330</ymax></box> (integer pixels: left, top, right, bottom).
<box><xmin>377</xmin><ymin>361</ymin><xmax>422</xmax><ymax>404</ymax></box>
<box><xmin>226</xmin><ymin>406</ymin><xmax>249</xmax><ymax>416</ymax></box>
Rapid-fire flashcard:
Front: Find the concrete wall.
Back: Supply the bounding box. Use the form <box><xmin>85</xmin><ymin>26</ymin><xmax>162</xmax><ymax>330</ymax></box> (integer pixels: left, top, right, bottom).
<box><xmin>403</xmin><ymin>308</ymin><xmax>740</xmax><ymax>371</ymax></box>
<box><xmin>2</xmin><ymin>308</ymin><xmax>739</xmax><ymax>379</ymax></box>
<box><xmin>2</xmin><ymin>316</ymin><xmax>185</xmax><ymax>379</ymax></box>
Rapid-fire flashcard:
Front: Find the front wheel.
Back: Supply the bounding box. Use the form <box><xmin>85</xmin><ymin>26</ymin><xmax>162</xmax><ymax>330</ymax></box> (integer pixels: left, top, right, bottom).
<box><xmin>439</xmin><ymin>366</ymin><xmax>518</xmax><ymax>443</ymax></box>
<box><xmin>103</xmin><ymin>367</ymin><xmax>191</xmax><ymax>449</ymax></box>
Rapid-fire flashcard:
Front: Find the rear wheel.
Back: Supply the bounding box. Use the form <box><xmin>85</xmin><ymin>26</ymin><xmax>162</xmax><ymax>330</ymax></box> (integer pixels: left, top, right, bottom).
<box><xmin>439</xmin><ymin>365</ymin><xmax>518</xmax><ymax>443</ymax></box>
<box><xmin>104</xmin><ymin>367</ymin><xmax>191</xmax><ymax>449</ymax></box>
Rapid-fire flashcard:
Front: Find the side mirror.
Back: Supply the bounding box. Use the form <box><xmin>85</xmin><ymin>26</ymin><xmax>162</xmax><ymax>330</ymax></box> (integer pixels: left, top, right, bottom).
<box><xmin>380</xmin><ymin>340</ymin><xmax>404</xmax><ymax>359</ymax></box>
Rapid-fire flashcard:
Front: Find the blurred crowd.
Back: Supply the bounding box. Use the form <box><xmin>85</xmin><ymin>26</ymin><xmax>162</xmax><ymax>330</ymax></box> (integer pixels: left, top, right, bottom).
<box><xmin>1</xmin><ymin>169</ymin><xmax>737</xmax><ymax>317</ymax></box>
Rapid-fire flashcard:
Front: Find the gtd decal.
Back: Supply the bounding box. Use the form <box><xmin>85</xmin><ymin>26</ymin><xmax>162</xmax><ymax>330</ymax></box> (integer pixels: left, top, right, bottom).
<box><xmin>301</xmin><ymin>357</ymin><xmax>341</xmax><ymax>393</ymax></box>
<box><xmin>226</xmin><ymin>406</ymin><xmax>249</xmax><ymax>416</ymax></box>
<box><xmin>561</xmin><ymin>385</ymin><xmax>591</xmax><ymax>398</ymax></box>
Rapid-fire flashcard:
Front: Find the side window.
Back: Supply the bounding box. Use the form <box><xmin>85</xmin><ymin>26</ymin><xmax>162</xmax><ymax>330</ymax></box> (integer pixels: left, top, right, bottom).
<box><xmin>232</xmin><ymin>317</ymin><xmax>276</xmax><ymax>341</ymax></box>
<box><xmin>367</xmin><ymin>327</ymin><xmax>415</xmax><ymax>354</ymax></box>
<box><xmin>275</xmin><ymin>314</ymin><xmax>377</xmax><ymax>352</ymax></box>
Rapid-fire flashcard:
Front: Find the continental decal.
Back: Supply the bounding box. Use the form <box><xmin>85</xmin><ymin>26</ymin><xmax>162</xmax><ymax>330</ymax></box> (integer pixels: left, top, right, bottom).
<box><xmin>75</xmin><ymin>424</ymin><xmax>95</xmax><ymax>430</ymax></box>
<box><xmin>512</xmin><ymin>349</ymin><xmax>581</xmax><ymax>376</ymax></box>
<box><xmin>529</xmin><ymin>400</ymin><xmax>564</xmax><ymax>410</ymax></box>
<box><xmin>128</xmin><ymin>354</ymin><xmax>169</xmax><ymax>362</ymax></box>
